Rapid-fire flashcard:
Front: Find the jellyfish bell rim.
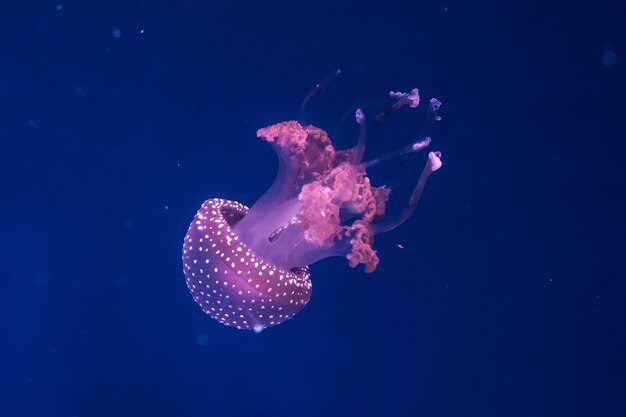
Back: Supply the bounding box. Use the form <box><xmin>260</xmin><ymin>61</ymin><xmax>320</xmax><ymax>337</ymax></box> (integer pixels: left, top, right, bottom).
<box><xmin>206</xmin><ymin>199</ymin><xmax>312</xmax><ymax>283</ymax></box>
<box><xmin>205</xmin><ymin>198</ymin><xmax>313</xmax><ymax>295</ymax></box>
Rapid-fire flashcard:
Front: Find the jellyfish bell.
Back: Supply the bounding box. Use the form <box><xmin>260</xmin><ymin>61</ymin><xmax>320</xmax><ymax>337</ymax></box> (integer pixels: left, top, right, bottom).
<box><xmin>182</xmin><ymin>198</ymin><xmax>312</xmax><ymax>332</ymax></box>
<box><xmin>182</xmin><ymin>85</ymin><xmax>443</xmax><ymax>331</ymax></box>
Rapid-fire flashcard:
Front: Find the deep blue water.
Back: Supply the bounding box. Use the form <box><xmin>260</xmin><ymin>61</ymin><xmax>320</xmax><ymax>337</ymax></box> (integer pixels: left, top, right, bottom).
<box><xmin>1</xmin><ymin>1</ymin><xmax>625</xmax><ymax>416</ymax></box>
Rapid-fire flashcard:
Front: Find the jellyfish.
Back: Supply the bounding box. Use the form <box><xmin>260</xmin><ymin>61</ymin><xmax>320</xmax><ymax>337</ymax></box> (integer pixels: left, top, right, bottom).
<box><xmin>182</xmin><ymin>84</ymin><xmax>443</xmax><ymax>331</ymax></box>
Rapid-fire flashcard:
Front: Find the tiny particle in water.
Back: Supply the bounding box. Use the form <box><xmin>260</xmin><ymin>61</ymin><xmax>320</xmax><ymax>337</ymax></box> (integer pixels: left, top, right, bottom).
<box><xmin>74</xmin><ymin>85</ymin><xmax>84</xmax><ymax>96</ymax></box>
<box><xmin>56</xmin><ymin>4</ymin><xmax>62</xmax><ymax>11</ymax></box>
<box><xmin>164</xmin><ymin>205</ymin><xmax>169</xmax><ymax>211</ymax></box>
<box><xmin>122</xmin><ymin>220</ymin><xmax>132</xmax><ymax>229</ymax></box>
<box><xmin>139</xmin><ymin>28</ymin><xmax>145</xmax><ymax>34</ymax></box>
<box><xmin>196</xmin><ymin>333</ymin><xmax>208</xmax><ymax>346</ymax></box>
<box><xmin>396</xmin><ymin>243</ymin><xmax>405</xmax><ymax>249</ymax></box>
<box><xmin>112</xmin><ymin>28</ymin><xmax>122</xmax><ymax>38</ymax></box>
<box><xmin>602</xmin><ymin>49</ymin><xmax>618</xmax><ymax>67</ymax></box>
<box><xmin>27</xmin><ymin>119</ymin><xmax>37</xmax><ymax>128</ymax></box>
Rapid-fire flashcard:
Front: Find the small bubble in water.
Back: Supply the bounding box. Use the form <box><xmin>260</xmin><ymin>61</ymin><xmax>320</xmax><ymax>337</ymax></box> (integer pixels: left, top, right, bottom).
<box><xmin>602</xmin><ymin>49</ymin><xmax>618</xmax><ymax>67</ymax></box>
<box><xmin>196</xmin><ymin>333</ymin><xmax>208</xmax><ymax>346</ymax></box>
<box><xmin>112</xmin><ymin>28</ymin><xmax>122</xmax><ymax>38</ymax></box>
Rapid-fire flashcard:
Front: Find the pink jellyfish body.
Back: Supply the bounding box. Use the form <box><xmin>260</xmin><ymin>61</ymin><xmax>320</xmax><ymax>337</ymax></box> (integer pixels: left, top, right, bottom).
<box><xmin>182</xmin><ymin>87</ymin><xmax>443</xmax><ymax>331</ymax></box>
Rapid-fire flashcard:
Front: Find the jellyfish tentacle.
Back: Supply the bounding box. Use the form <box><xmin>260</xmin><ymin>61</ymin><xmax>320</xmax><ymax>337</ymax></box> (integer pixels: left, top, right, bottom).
<box><xmin>352</xmin><ymin>108</ymin><xmax>367</xmax><ymax>163</ymax></box>
<box><xmin>373</xmin><ymin>151</ymin><xmax>442</xmax><ymax>234</ymax></box>
<box><xmin>413</xmin><ymin>97</ymin><xmax>444</xmax><ymax>144</ymax></box>
<box><xmin>363</xmin><ymin>136</ymin><xmax>431</xmax><ymax>169</ymax></box>
<box><xmin>378</xmin><ymin>96</ymin><xmax>443</xmax><ymax>190</ymax></box>
<box><xmin>429</xmin><ymin>98</ymin><xmax>443</xmax><ymax>121</ymax></box>
<box><xmin>301</xmin><ymin>68</ymin><xmax>342</xmax><ymax>109</ymax></box>
<box><xmin>374</xmin><ymin>88</ymin><xmax>420</xmax><ymax>124</ymax></box>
